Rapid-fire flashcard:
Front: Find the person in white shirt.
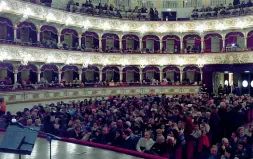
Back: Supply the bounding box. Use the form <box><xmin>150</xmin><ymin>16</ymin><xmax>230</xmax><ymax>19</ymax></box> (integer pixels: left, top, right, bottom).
<box><xmin>136</xmin><ymin>131</ymin><xmax>155</xmax><ymax>152</ymax></box>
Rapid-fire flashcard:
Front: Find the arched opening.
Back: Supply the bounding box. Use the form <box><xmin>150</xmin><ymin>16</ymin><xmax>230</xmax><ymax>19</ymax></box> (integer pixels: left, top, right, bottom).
<box><xmin>142</xmin><ymin>35</ymin><xmax>160</xmax><ymax>53</ymax></box>
<box><xmin>102</xmin><ymin>33</ymin><xmax>120</xmax><ymax>53</ymax></box>
<box><xmin>81</xmin><ymin>31</ymin><xmax>99</xmax><ymax>52</ymax></box>
<box><xmin>40</xmin><ymin>25</ymin><xmax>58</xmax><ymax>49</ymax></box>
<box><xmin>183</xmin><ymin>34</ymin><xmax>201</xmax><ymax>53</ymax></box>
<box><xmin>17</xmin><ymin>21</ymin><xmax>37</xmax><ymax>46</ymax></box>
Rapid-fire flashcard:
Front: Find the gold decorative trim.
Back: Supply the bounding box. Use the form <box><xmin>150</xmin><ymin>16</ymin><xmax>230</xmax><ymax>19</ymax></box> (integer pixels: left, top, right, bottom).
<box><xmin>1</xmin><ymin>44</ymin><xmax>253</xmax><ymax>66</ymax></box>
<box><xmin>3</xmin><ymin>0</ymin><xmax>253</xmax><ymax>33</ymax></box>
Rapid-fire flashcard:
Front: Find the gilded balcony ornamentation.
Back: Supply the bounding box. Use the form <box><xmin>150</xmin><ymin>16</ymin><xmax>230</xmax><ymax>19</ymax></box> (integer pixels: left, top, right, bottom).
<box><xmin>2</xmin><ymin>0</ymin><xmax>253</xmax><ymax>34</ymax></box>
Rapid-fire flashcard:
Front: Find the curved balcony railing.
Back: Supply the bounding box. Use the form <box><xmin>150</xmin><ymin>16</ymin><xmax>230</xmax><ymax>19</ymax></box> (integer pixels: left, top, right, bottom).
<box><xmin>0</xmin><ymin>43</ymin><xmax>251</xmax><ymax>66</ymax></box>
<box><xmin>1</xmin><ymin>0</ymin><xmax>253</xmax><ymax>33</ymax></box>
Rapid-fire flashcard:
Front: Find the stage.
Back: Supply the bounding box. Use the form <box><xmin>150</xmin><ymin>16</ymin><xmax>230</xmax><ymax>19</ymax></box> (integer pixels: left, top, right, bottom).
<box><xmin>0</xmin><ymin>133</ymin><xmax>142</xmax><ymax>159</ymax></box>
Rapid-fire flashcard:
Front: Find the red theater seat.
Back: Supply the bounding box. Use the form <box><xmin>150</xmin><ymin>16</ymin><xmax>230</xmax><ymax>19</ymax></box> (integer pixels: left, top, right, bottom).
<box><xmin>187</xmin><ymin>140</ymin><xmax>195</xmax><ymax>159</ymax></box>
<box><xmin>175</xmin><ymin>146</ymin><xmax>182</xmax><ymax>159</ymax></box>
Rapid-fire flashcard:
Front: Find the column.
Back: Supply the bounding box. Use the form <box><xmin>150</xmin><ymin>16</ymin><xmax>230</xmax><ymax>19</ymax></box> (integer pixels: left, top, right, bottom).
<box><xmin>180</xmin><ymin>66</ymin><xmax>183</xmax><ymax>84</ymax></box>
<box><xmin>140</xmin><ymin>38</ymin><xmax>143</xmax><ymax>50</ymax></box>
<box><xmin>57</xmin><ymin>29</ymin><xmax>62</xmax><ymax>43</ymax></box>
<box><xmin>119</xmin><ymin>36</ymin><xmax>122</xmax><ymax>51</ymax></box>
<box><xmin>245</xmin><ymin>37</ymin><xmax>247</xmax><ymax>50</ymax></box>
<box><xmin>140</xmin><ymin>69</ymin><xmax>143</xmax><ymax>84</ymax></box>
<box><xmin>58</xmin><ymin>71</ymin><xmax>62</xmax><ymax>83</ymax></box>
<box><xmin>14</xmin><ymin>70</ymin><xmax>18</xmax><ymax>83</ymax></box>
<box><xmin>37</xmin><ymin>71</ymin><xmax>41</xmax><ymax>83</ymax></box>
<box><xmin>222</xmin><ymin>38</ymin><xmax>225</xmax><ymax>51</ymax></box>
<box><xmin>14</xmin><ymin>26</ymin><xmax>17</xmax><ymax>42</ymax></box>
<box><xmin>178</xmin><ymin>0</ymin><xmax>184</xmax><ymax>7</ymax></box>
<box><xmin>180</xmin><ymin>72</ymin><xmax>183</xmax><ymax>84</ymax></box>
<box><xmin>78</xmin><ymin>71</ymin><xmax>82</xmax><ymax>81</ymax></box>
<box><xmin>99</xmin><ymin>68</ymin><xmax>103</xmax><ymax>81</ymax></box>
<box><xmin>78</xmin><ymin>35</ymin><xmax>81</xmax><ymax>47</ymax></box>
<box><xmin>119</xmin><ymin>67</ymin><xmax>123</xmax><ymax>82</ymax></box>
<box><xmin>201</xmin><ymin>36</ymin><xmax>204</xmax><ymax>52</ymax></box>
<box><xmin>160</xmin><ymin>70</ymin><xmax>163</xmax><ymax>82</ymax></box>
<box><xmin>202</xmin><ymin>0</ymin><xmax>210</xmax><ymax>7</ymax></box>
<box><xmin>200</xmin><ymin>68</ymin><xmax>203</xmax><ymax>82</ymax></box>
<box><xmin>180</xmin><ymin>37</ymin><xmax>183</xmax><ymax>53</ymax></box>
<box><xmin>58</xmin><ymin>34</ymin><xmax>61</xmax><ymax>43</ymax></box>
<box><xmin>37</xmin><ymin>31</ymin><xmax>40</xmax><ymax>42</ymax></box>
<box><xmin>99</xmin><ymin>34</ymin><xmax>102</xmax><ymax>51</ymax></box>
<box><xmin>160</xmin><ymin>40</ymin><xmax>163</xmax><ymax>52</ymax></box>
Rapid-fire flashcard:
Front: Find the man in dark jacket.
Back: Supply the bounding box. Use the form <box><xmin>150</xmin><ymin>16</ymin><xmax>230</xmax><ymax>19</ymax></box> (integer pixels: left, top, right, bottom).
<box><xmin>122</xmin><ymin>129</ymin><xmax>137</xmax><ymax>151</ymax></box>
<box><xmin>209</xmin><ymin>106</ymin><xmax>222</xmax><ymax>145</ymax></box>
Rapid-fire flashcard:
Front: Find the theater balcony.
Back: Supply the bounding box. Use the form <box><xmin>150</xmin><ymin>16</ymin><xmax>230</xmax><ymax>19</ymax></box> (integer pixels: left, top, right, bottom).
<box><xmin>0</xmin><ymin>0</ymin><xmax>253</xmax><ymax>96</ymax></box>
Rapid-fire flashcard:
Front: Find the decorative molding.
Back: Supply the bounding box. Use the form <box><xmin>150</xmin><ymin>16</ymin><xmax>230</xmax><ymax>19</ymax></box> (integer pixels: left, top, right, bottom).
<box><xmin>2</xmin><ymin>0</ymin><xmax>253</xmax><ymax>34</ymax></box>
<box><xmin>1</xmin><ymin>44</ymin><xmax>253</xmax><ymax>66</ymax></box>
<box><xmin>1</xmin><ymin>86</ymin><xmax>200</xmax><ymax>104</ymax></box>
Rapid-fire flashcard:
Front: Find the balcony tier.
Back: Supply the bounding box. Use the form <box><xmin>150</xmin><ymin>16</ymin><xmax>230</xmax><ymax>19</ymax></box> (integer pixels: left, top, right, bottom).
<box><xmin>2</xmin><ymin>0</ymin><xmax>253</xmax><ymax>33</ymax></box>
<box><xmin>0</xmin><ymin>44</ymin><xmax>252</xmax><ymax>65</ymax></box>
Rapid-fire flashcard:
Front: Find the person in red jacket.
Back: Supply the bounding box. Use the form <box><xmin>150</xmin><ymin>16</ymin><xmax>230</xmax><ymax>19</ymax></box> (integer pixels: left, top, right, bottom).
<box><xmin>0</xmin><ymin>97</ymin><xmax>6</xmax><ymax>116</ymax></box>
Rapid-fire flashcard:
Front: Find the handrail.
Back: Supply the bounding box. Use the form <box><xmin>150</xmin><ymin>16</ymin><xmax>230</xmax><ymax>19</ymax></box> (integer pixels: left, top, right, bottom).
<box><xmin>0</xmin><ymin>128</ymin><xmax>166</xmax><ymax>159</ymax></box>
<box><xmin>0</xmin><ymin>83</ymin><xmax>200</xmax><ymax>93</ymax></box>
<box><xmin>0</xmin><ymin>40</ymin><xmax>247</xmax><ymax>55</ymax></box>
<box><xmin>2</xmin><ymin>0</ymin><xmax>253</xmax><ymax>33</ymax></box>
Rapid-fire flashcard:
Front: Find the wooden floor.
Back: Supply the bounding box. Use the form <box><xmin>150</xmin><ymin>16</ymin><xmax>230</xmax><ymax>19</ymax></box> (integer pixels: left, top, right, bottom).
<box><xmin>0</xmin><ymin>133</ymin><xmax>142</xmax><ymax>159</ymax></box>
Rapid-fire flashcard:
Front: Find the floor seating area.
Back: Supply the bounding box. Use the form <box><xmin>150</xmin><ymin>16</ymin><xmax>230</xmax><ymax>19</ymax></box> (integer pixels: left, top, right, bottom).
<box><xmin>0</xmin><ymin>93</ymin><xmax>253</xmax><ymax>159</ymax></box>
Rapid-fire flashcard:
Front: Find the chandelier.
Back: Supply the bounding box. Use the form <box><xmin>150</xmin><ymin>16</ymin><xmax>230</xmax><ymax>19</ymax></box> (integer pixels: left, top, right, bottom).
<box><xmin>21</xmin><ymin>58</ymin><xmax>29</xmax><ymax>66</ymax></box>
<box><xmin>20</xmin><ymin>54</ymin><xmax>32</xmax><ymax>66</ymax></box>
<box><xmin>176</xmin><ymin>58</ymin><xmax>185</xmax><ymax>66</ymax></box>
<box><xmin>197</xmin><ymin>57</ymin><xmax>205</xmax><ymax>68</ymax></box>
<box><xmin>139</xmin><ymin>58</ymin><xmax>146</xmax><ymax>68</ymax></box>
<box><xmin>82</xmin><ymin>56</ymin><xmax>90</xmax><ymax>68</ymax></box>
<box><xmin>82</xmin><ymin>62</ymin><xmax>89</xmax><ymax>68</ymax></box>
<box><xmin>65</xmin><ymin>57</ymin><xmax>74</xmax><ymax>65</ymax></box>
<box><xmin>140</xmin><ymin>64</ymin><xmax>146</xmax><ymax>68</ymax></box>
<box><xmin>0</xmin><ymin>51</ymin><xmax>11</xmax><ymax>61</ymax></box>
<box><xmin>46</xmin><ymin>55</ymin><xmax>56</xmax><ymax>64</ymax></box>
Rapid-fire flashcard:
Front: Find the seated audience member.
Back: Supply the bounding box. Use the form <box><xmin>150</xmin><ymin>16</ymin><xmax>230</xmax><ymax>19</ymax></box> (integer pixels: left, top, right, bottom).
<box><xmin>5</xmin><ymin>34</ymin><xmax>12</xmax><ymax>43</ymax></box>
<box><xmin>68</xmin><ymin>126</ymin><xmax>84</xmax><ymax>139</ymax></box>
<box><xmin>191</xmin><ymin>124</ymin><xmax>202</xmax><ymax>139</ymax></box>
<box><xmin>245</xmin><ymin>124</ymin><xmax>253</xmax><ymax>137</ymax></box>
<box><xmin>218</xmin><ymin>138</ymin><xmax>234</xmax><ymax>157</ymax></box>
<box><xmin>81</xmin><ymin>44</ymin><xmax>86</xmax><ymax>51</ymax></box>
<box><xmin>237</xmin><ymin>127</ymin><xmax>248</xmax><ymax>143</ymax></box>
<box><xmin>74</xmin><ymin>42</ymin><xmax>80</xmax><ymax>50</ymax></box>
<box><xmin>150</xmin><ymin>135</ymin><xmax>168</xmax><ymax>156</ymax></box>
<box><xmin>200</xmin><ymin>118</ymin><xmax>210</xmax><ymax>134</ymax></box>
<box><xmin>122</xmin><ymin>129</ymin><xmax>137</xmax><ymax>151</ymax></box>
<box><xmin>234</xmin><ymin>142</ymin><xmax>248</xmax><ymax>159</ymax></box>
<box><xmin>2</xmin><ymin>91</ymin><xmax>253</xmax><ymax>159</ymax></box>
<box><xmin>57</xmin><ymin>41</ymin><xmax>64</xmax><ymax>49</ymax></box>
<box><xmin>92</xmin><ymin>127</ymin><xmax>109</xmax><ymax>144</ymax></box>
<box><xmin>199</xmin><ymin>145</ymin><xmax>219</xmax><ymax>159</ymax></box>
<box><xmin>136</xmin><ymin>131</ymin><xmax>155</xmax><ymax>153</ymax></box>
<box><xmin>111</xmin><ymin>129</ymin><xmax>123</xmax><ymax>147</ymax></box>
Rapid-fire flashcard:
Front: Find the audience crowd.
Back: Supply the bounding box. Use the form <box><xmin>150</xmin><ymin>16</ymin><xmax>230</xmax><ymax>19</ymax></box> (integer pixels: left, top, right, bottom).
<box><xmin>66</xmin><ymin>0</ymin><xmax>160</xmax><ymax>21</ymax></box>
<box><xmin>192</xmin><ymin>1</ymin><xmax>253</xmax><ymax>19</ymax></box>
<box><xmin>0</xmin><ymin>74</ymin><xmax>203</xmax><ymax>91</ymax></box>
<box><xmin>3</xmin><ymin>31</ymin><xmax>250</xmax><ymax>54</ymax></box>
<box><xmin>24</xmin><ymin>0</ymin><xmax>253</xmax><ymax>22</ymax></box>
<box><xmin>1</xmin><ymin>91</ymin><xmax>253</xmax><ymax>158</ymax></box>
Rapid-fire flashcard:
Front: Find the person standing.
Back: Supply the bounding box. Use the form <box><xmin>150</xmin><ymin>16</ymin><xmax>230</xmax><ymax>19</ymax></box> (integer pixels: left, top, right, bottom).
<box><xmin>0</xmin><ymin>97</ymin><xmax>6</xmax><ymax>116</ymax></box>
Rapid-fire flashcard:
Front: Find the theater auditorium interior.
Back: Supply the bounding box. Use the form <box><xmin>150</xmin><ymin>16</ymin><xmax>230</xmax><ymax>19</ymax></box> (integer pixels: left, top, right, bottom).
<box><xmin>1</xmin><ymin>0</ymin><xmax>253</xmax><ymax>159</ymax></box>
